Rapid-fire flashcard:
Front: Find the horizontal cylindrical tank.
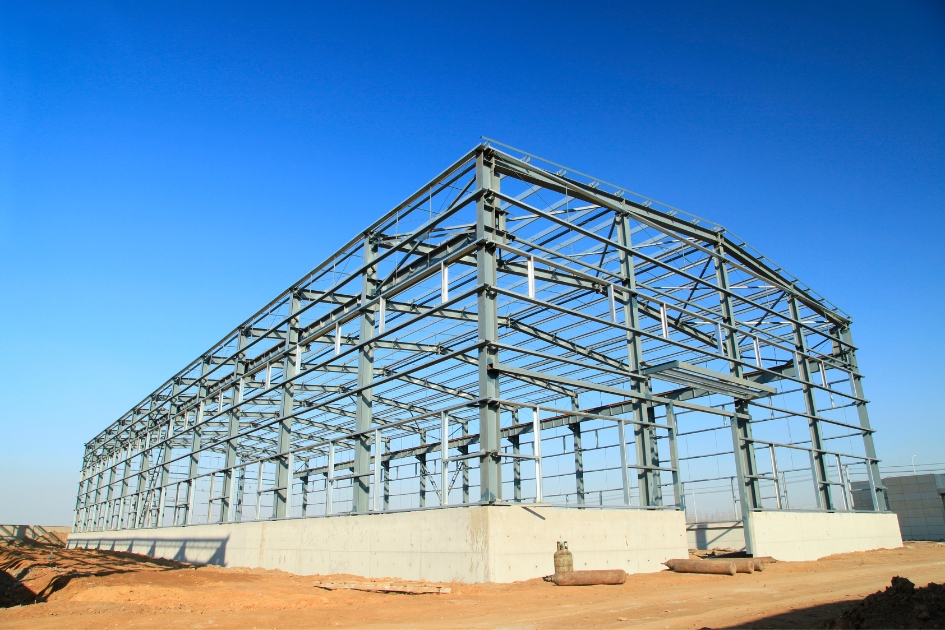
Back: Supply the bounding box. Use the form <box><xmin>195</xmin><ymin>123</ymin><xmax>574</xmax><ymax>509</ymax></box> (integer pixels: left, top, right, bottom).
<box><xmin>664</xmin><ymin>559</ymin><xmax>736</xmax><ymax>575</ymax></box>
<box><xmin>705</xmin><ymin>558</ymin><xmax>754</xmax><ymax>573</ymax></box>
<box><xmin>552</xmin><ymin>570</ymin><xmax>628</xmax><ymax>586</ymax></box>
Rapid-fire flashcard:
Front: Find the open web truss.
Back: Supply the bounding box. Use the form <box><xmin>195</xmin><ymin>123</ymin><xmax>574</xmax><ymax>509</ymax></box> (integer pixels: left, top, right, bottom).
<box><xmin>74</xmin><ymin>141</ymin><xmax>888</xmax><ymax>544</ymax></box>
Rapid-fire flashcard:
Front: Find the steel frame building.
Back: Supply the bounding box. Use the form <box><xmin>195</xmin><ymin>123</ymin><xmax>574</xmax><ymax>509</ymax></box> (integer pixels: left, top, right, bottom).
<box><xmin>73</xmin><ymin>141</ymin><xmax>888</xmax><ymax>554</ymax></box>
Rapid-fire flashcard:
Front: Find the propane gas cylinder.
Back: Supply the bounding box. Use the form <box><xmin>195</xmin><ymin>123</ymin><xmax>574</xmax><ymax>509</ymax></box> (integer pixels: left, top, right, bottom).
<box><xmin>554</xmin><ymin>541</ymin><xmax>573</xmax><ymax>574</ymax></box>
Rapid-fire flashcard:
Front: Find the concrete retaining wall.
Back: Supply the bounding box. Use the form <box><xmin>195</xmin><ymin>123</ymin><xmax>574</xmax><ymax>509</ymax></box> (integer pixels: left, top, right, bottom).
<box><xmin>0</xmin><ymin>525</ymin><xmax>70</xmax><ymax>546</ymax></box>
<box><xmin>883</xmin><ymin>474</ymin><xmax>945</xmax><ymax>541</ymax></box>
<box><xmin>749</xmin><ymin>510</ymin><xmax>902</xmax><ymax>561</ymax></box>
<box><xmin>68</xmin><ymin>505</ymin><xmax>689</xmax><ymax>583</ymax></box>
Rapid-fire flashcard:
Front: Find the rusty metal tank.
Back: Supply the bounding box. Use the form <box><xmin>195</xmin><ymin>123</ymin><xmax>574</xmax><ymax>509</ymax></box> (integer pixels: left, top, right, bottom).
<box><xmin>554</xmin><ymin>541</ymin><xmax>573</xmax><ymax>574</ymax></box>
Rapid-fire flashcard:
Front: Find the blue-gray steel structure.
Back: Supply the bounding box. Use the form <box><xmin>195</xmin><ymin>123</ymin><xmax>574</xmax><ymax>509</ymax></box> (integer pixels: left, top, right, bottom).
<box><xmin>73</xmin><ymin>141</ymin><xmax>887</xmax><ymax>553</ymax></box>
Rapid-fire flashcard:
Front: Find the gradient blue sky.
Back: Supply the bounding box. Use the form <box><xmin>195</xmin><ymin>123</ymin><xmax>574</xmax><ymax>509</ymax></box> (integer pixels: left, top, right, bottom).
<box><xmin>1</xmin><ymin>1</ymin><xmax>942</xmax><ymax>524</ymax></box>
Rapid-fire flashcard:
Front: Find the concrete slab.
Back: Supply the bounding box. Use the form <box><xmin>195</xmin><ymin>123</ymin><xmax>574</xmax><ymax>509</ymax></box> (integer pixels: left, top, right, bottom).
<box><xmin>749</xmin><ymin>511</ymin><xmax>902</xmax><ymax>561</ymax></box>
<box><xmin>67</xmin><ymin>505</ymin><xmax>689</xmax><ymax>583</ymax></box>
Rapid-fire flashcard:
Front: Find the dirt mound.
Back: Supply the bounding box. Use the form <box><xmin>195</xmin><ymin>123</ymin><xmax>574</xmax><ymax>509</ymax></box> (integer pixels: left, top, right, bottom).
<box><xmin>0</xmin><ymin>539</ymin><xmax>186</xmax><ymax>608</ymax></box>
<box><xmin>826</xmin><ymin>576</ymin><xmax>945</xmax><ymax>629</ymax></box>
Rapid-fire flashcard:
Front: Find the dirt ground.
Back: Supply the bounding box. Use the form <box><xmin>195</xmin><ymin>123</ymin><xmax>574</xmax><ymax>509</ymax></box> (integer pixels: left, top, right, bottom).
<box><xmin>1</xmin><ymin>540</ymin><xmax>943</xmax><ymax>629</ymax></box>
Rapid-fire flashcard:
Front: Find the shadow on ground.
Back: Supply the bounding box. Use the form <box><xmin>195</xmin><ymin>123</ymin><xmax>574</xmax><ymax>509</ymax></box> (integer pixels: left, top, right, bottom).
<box><xmin>720</xmin><ymin>601</ymin><xmax>850</xmax><ymax>629</ymax></box>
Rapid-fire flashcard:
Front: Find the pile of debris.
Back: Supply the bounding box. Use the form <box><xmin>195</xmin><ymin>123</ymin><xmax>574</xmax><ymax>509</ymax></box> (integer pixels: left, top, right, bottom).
<box><xmin>826</xmin><ymin>577</ymin><xmax>945</xmax><ymax>629</ymax></box>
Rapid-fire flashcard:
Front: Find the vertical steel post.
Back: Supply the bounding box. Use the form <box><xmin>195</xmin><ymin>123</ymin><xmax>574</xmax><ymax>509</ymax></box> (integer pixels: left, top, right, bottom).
<box><xmin>254</xmin><ymin>461</ymin><xmax>263</xmax><ymax>520</ymax></box>
<box><xmin>788</xmin><ymin>296</ymin><xmax>833</xmax><ymax>510</ymax></box>
<box><xmin>221</xmin><ymin>329</ymin><xmax>249</xmax><ymax>522</ymax></box>
<box><xmin>274</xmin><ymin>292</ymin><xmax>301</xmax><ymax>518</ymax></box>
<box><xmin>666</xmin><ymin>403</ymin><xmax>685</xmax><ymax>511</ymax></box>
<box><xmin>374</xmin><ymin>430</ymin><xmax>383</xmax><ymax>511</ymax></box>
<box><xmin>132</xmin><ymin>409</ymin><xmax>153</xmax><ymax>529</ymax></box>
<box><xmin>532</xmin><ymin>407</ymin><xmax>543</xmax><ymax>503</ymax></box>
<box><xmin>185</xmin><ymin>405</ymin><xmax>203</xmax><ymax>525</ymax></box>
<box><xmin>615</xmin><ymin>208</ymin><xmax>659</xmax><ymax>506</ymax></box>
<box><xmin>300</xmin><ymin>471</ymin><xmax>309</xmax><ymax>516</ymax></box>
<box><xmin>460</xmin><ymin>421</ymin><xmax>470</xmax><ymax>504</ymax></box>
<box><xmin>102</xmin><ymin>453</ymin><xmax>119</xmax><ymax>529</ymax></box>
<box><xmin>618</xmin><ymin>419</ymin><xmax>631</xmax><ymax>505</ymax></box>
<box><xmin>714</xmin><ymin>243</ymin><xmax>760</xmax><ymax>553</ymax></box>
<box><xmin>115</xmin><ymin>446</ymin><xmax>132</xmax><ymax>529</ymax></box>
<box><xmin>511</xmin><ymin>435</ymin><xmax>521</xmax><ymax>502</ymax></box>
<box><xmin>382</xmin><ymin>438</ymin><xmax>390</xmax><ymax>510</ymax></box>
<box><xmin>476</xmin><ymin>149</ymin><xmax>502</xmax><ymax>502</ymax></box>
<box><xmin>418</xmin><ymin>429</ymin><xmax>427</xmax><ymax>508</ymax></box>
<box><xmin>184</xmin><ymin>357</ymin><xmax>210</xmax><ymax>525</ymax></box>
<box><xmin>87</xmin><ymin>457</ymin><xmax>100</xmax><ymax>530</ymax></box>
<box><xmin>440</xmin><ymin>413</ymin><xmax>449</xmax><ymax>507</ymax></box>
<box><xmin>89</xmin><ymin>458</ymin><xmax>104</xmax><ymax>530</ymax></box>
<box><xmin>835</xmin><ymin>455</ymin><xmax>850</xmax><ymax>510</ymax></box>
<box><xmin>117</xmin><ymin>433</ymin><xmax>135</xmax><ymax>529</ymax></box>
<box><xmin>234</xmin><ymin>465</ymin><xmax>245</xmax><ymax>522</ymax></box>
<box><xmin>326</xmin><ymin>442</ymin><xmax>335</xmax><ymax>515</ymax></box>
<box><xmin>158</xmin><ymin>383</ymin><xmax>181</xmax><ymax>527</ymax></box>
<box><xmin>781</xmin><ymin>471</ymin><xmax>790</xmax><ymax>509</ymax></box>
<box><xmin>571</xmin><ymin>396</ymin><xmax>585</xmax><ymax>505</ymax></box>
<box><xmin>527</xmin><ymin>256</ymin><xmax>535</xmax><ymax>298</ymax></box>
<box><xmin>354</xmin><ymin>236</ymin><xmax>378</xmax><ymax>513</ymax></box>
<box><xmin>769</xmin><ymin>445</ymin><xmax>782</xmax><ymax>509</ymax></box>
<box><xmin>839</xmin><ymin>326</ymin><xmax>886</xmax><ymax>512</ymax></box>
<box><xmin>207</xmin><ymin>473</ymin><xmax>216</xmax><ymax>521</ymax></box>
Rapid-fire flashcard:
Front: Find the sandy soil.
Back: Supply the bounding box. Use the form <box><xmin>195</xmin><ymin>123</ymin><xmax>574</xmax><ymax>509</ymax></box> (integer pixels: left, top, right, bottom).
<box><xmin>1</xmin><ymin>540</ymin><xmax>943</xmax><ymax>629</ymax></box>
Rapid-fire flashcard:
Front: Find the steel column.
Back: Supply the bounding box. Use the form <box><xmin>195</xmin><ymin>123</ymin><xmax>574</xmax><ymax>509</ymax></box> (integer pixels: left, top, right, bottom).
<box><xmin>570</xmin><ymin>395</ymin><xmax>585</xmax><ymax>505</ymax></box>
<box><xmin>273</xmin><ymin>292</ymin><xmax>301</xmax><ymax>518</ymax></box>
<box><xmin>183</xmin><ymin>358</ymin><xmax>210</xmax><ymax>525</ymax></box>
<box><xmin>157</xmin><ymin>382</ymin><xmax>181</xmax><ymax>527</ymax></box>
<box><xmin>220</xmin><ymin>328</ymin><xmax>249</xmax><ymax>522</ymax></box>
<box><xmin>839</xmin><ymin>326</ymin><xmax>886</xmax><ymax>511</ymax></box>
<box><xmin>715</xmin><ymin>244</ymin><xmax>760</xmax><ymax>553</ymax></box>
<box><xmin>476</xmin><ymin>150</ymin><xmax>502</xmax><ymax>502</ymax></box>
<box><xmin>615</xmin><ymin>209</ymin><xmax>659</xmax><ymax>506</ymax></box>
<box><xmin>789</xmin><ymin>296</ymin><xmax>833</xmax><ymax>510</ymax></box>
<box><xmin>353</xmin><ymin>236</ymin><xmax>378</xmax><ymax>513</ymax></box>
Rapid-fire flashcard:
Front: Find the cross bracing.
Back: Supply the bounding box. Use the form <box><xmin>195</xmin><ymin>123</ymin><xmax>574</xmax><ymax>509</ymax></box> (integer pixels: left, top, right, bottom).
<box><xmin>74</xmin><ymin>141</ymin><xmax>887</xmax><ymax>552</ymax></box>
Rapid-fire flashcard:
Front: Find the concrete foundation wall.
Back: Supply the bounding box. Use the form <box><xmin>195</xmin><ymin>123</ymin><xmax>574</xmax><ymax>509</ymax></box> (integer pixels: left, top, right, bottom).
<box><xmin>749</xmin><ymin>511</ymin><xmax>902</xmax><ymax>561</ymax></box>
<box><xmin>68</xmin><ymin>505</ymin><xmax>689</xmax><ymax>583</ymax></box>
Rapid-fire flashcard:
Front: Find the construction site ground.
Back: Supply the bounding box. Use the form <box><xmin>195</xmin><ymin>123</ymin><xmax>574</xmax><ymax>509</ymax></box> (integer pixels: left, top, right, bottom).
<box><xmin>1</xmin><ymin>539</ymin><xmax>943</xmax><ymax>629</ymax></box>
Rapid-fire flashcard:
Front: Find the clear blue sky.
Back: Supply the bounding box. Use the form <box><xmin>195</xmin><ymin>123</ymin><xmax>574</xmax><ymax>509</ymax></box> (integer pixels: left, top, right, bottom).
<box><xmin>1</xmin><ymin>1</ymin><xmax>942</xmax><ymax>525</ymax></box>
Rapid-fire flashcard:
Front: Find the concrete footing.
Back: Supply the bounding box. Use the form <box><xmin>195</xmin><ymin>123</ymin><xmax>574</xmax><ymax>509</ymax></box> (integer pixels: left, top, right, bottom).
<box><xmin>67</xmin><ymin>508</ymin><xmax>903</xmax><ymax>580</ymax></box>
<box><xmin>749</xmin><ymin>511</ymin><xmax>902</xmax><ymax>561</ymax></box>
<box><xmin>67</xmin><ymin>505</ymin><xmax>688</xmax><ymax>583</ymax></box>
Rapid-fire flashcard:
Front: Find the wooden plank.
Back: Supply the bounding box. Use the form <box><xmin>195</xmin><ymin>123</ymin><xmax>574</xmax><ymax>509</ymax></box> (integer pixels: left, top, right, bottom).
<box><xmin>312</xmin><ymin>580</ymin><xmax>451</xmax><ymax>594</ymax></box>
